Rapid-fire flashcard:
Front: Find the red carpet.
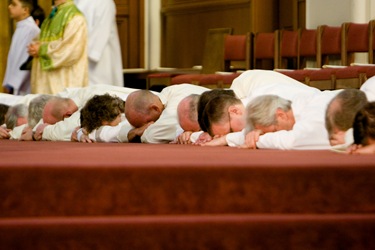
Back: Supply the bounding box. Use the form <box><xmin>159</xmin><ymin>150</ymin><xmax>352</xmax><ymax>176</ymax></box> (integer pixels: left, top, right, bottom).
<box><xmin>1</xmin><ymin>141</ymin><xmax>375</xmax><ymax>249</ymax></box>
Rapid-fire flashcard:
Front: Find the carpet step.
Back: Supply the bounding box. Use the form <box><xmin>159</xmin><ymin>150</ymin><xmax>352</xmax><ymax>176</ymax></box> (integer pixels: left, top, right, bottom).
<box><xmin>1</xmin><ymin>214</ymin><xmax>374</xmax><ymax>250</ymax></box>
<box><xmin>2</xmin><ymin>161</ymin><xmax>375</xmax><ymax>217</ymax></box>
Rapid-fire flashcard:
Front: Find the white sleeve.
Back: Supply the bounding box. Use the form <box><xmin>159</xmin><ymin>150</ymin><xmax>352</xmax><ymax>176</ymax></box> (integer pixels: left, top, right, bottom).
<box><xmin>42</xmin><ymin>112</ymin><xmax>81</xmax><ymax>141</ymax></box>
<box><xmin>256</xmin><ymin>130</ymin><xmax>295</xmax><ymax>150</ymax></box>
<box><xmin>226</xmin><ymin>130</ymin><xmax>246</xmax><ymax>147</ymax></box>
<box><xmin>9</xmin><ymin>124</ymin><xmax>28</xmax><ymax>140</ymax></box>
<box><xmin>189</xmin><ymin>131</ymin><xmax>204</xmax><ymax>143</ymax></box>
<box><xmin>89</xmin><ymin>120</ymin><xmax>132</xmax><ymax>143</ymax></box>
<box><xmin>360</xmin><ymin>76</ymin><xmax>375</xmax><ymax>102</ymax></box>
<box><xmin>117</xmin><ymin>122</ymin><xmax>133</xmax><ymax>143</ymax></box>
<box><xmin>92</xmin><ymin>125</ymin><xmax>121</xmax><ymax>143</ymax></box>
<box><xmin>141</xmin><ymin>110</ymin><xmax>180</xmax><ymax>144</ymax></box>
<box><xmin>256</xmin><ymin>121</ymin><xmax>331</xmax><ymax>150</ymax></box>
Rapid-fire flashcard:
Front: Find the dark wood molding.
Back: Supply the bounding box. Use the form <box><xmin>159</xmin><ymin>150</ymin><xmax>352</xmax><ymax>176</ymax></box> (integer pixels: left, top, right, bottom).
<box><xmin>161</xmin><ymin>0</ymin><xmax>251</xmax><ymax>15</ymax></box>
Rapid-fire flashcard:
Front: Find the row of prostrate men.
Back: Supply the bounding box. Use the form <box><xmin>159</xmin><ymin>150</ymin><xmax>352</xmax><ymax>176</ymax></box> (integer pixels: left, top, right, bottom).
<box><xmin>2</xmin><ymin>69</ymin><xmax>375</xmax><ymax>155</ymax></box>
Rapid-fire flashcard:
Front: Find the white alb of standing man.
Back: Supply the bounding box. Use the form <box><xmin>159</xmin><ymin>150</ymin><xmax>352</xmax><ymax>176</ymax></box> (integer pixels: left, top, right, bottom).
<box><xmin>75</xmin><ymin>0</ymin><xmax>124</xmax><ymax>86</ymax></box>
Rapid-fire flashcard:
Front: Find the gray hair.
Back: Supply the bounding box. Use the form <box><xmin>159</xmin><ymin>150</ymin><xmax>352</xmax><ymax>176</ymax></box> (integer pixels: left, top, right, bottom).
<box><xmin>28</xmin><ymin>94</ymin><xmax>53</xmax><ymax>128</ymax></box>
<box><xmin>246</xmin><ymin>95</ymin><xmax>292</xmax><ymax>131</ymax></box>
<box><xmin>5</xmin><ymin>104</ymin><xmax>28</xmax><ymax>129</ymax></box>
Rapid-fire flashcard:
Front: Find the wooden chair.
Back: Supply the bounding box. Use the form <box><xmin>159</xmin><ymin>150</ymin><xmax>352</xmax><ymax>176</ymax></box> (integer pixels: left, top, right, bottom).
<box><xmin>223</xmin><ymin>33</ymin><xmax>251</xmax><ymax>72</ymax></box>
<box><xmin>368</xmin><ymin>19</ymin><xmax>375</xmax><ymax>64</ymax></box>
<box><xmin>341</xmin><ymin>22</ymin><xmax>371</xmax><ymax>66</ymax></box>
<box><xmin>299</xmin><ymin>28</ymin><xmax>320</xmax><ymax>69</ymax></box>
<box><xmin>305</xmin><ymin>68</ymin><xmax>336</xmax><ymax>90</ymax></box>
<box><xmin>317</xmin><ymin>25</ymin><xmax>343</xmax><ymax>67</ymax></box>
<box><xmin>278</xmin><ymin>29</ymin><xmax>300</xmax><ymax>69</ymax></box>
<box><xmin>200</xmin><ymin>28</ymin><xmax>234</xmax><ymax>74</ymax></box>
<box><xmin>172</xmin><ymin>33</ymin><xmax>250</xmax><ymax>88</ymax></box>
<box><xmin>278</xmin><ymin>69</ymin><xmax>309</xmax><ymax>84</ymax></box>
<box><xmin>334</xmin><ymin>65</ymin><xmax>375</xmax><ymax>89</ymax></box>
<box><xmin>253</xmin><ymin>30</ymin><xmax>280</xmax><ymax>69</ymax></box>
<box><xmin>147</xmin><ymin>27</ymin><xmax>233</xmax><ymax>89</ymax></box>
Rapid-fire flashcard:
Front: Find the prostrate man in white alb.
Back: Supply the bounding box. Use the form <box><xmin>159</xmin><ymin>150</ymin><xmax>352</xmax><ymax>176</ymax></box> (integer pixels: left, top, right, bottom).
<box><xmin>20</xmin><ymin>84</ymin><xmax>137</xmax><ymax>141</ymax></box>
<box><xmin>124</xmin><ymin>84</ymin><xmax>209</xmax><ymax>143</ymax></box>
<box><xmin>190</xmin><ymin>69</ymin><xmax>321</xmax><ymax>145</ymax></box>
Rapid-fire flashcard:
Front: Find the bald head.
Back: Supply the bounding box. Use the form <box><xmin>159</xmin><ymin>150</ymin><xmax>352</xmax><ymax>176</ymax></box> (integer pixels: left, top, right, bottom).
<box><xmin>125</xmin><ymin>90</ymin><xmax>163</xmax><ymax>128</ymax></box>
<box><xmin>177</xmin><ymin>94</ymin><xmax>200</xmax><ymax>132</ymax></box>
<box><xmin>43</xmin><ymin>97</ymin><xmax>78</xmax><ymax>124</ymax></box>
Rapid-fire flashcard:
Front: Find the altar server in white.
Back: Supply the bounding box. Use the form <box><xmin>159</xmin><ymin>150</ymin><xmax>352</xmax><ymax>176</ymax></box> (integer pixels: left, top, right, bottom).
<box><xmin>3</xmin><ymin>0</ymin><xmax>40</xmax><ymax>95</ymax></box>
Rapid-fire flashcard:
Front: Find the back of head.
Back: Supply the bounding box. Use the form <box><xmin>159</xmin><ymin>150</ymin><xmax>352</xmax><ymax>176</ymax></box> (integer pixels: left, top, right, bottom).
<box><xmin>31</xmin><ymin>4</ymin><xmax>45</xmax><ymax>27</ymax></box>
<box><xmin>133</xmin><ymin>90</ymin><xmax>156</xmax><ymax>112</ymax></box>
<box><xmin>177</xmin><ymin>94</ymin><xmax>200</xmax><ymax>132</ymax></box>
<box><xmin>125</xmin><ymin>90</ymin><xmax>158</xmax><ymax>128</ymax></box>
<box><xmin>246</xmin><ymin>95</ymin><xmax>292</xmax><ymax>131</ymax></box>
<box><xmin>353</xmin><ymin>102</ymin><xmax>375</xmax><ymax>145</ymax></box>
<box><xmin>20</xmin><ymin>0</ymin><xmax>35</xmax><ymax>14</ymax></box>
<box><xmin>201</xmin><ymin>94</ymin><xmax>241</xmax><ymax>134</ymax></box>
<box><xmin>5</xmin><ymin>104</ymin><xmax>28</xmax><ymax>129</ymax></box>
<box><xmin>0</xmin><ymin>104</ymin><xmax>10</xmax><ymax>125</ymax></box>
<box><xmin>28</xmin><ymin>94</ymin><xmax>53</xmax><ymax>128</ymax></box>
<box><xmin>80</xmin><ymin>94</ymin><xmax>124</xmax><ymax>133</ymax></box>
<box><xmin>325</xmin><ymin>89</ymin><xmax>368</xmax><ymax>137</ymax></box>
<box><xmin>198</xmin><ymin>89</ymin><xmax>236</xmax><ymax>132</ymax></box>
<box><xmin>43</xmin><ymin>96</ymin><xmax>72</xmax><ymax>124</ymax></box>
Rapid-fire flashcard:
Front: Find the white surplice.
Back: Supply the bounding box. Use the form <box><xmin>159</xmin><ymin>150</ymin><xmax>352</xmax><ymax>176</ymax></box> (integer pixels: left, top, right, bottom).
<box><xmin>2</xmin><ymin>16</ymin><xmax>40</xmax><ymax>95</ymax></box>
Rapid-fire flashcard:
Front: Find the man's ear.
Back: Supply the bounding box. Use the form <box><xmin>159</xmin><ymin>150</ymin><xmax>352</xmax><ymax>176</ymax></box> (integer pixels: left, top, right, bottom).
<box><xmin>276</xmin><ymin>108</ymin><xmax>287</xmax><ymax>120</ymax></box>
<box><xmin>64</xmin><ymin>111</ymin><xmax>73</xmax><ymax>119</ymax></box>
<box><xmin>228</xmin><ymin>105</ymin><xmax>242</xmax><ymax>115</ymax></box>
<box><xmin>150</xmin><ymin>104</ymin><xmax>161</xmax><ymax>113</ymax></box>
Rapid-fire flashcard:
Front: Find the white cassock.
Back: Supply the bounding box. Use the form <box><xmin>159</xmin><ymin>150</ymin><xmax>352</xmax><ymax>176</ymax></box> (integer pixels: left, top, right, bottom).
<box><xmin>83</xmin><ymin>84</ymin><xmax>210</xmax><ymax>144</ymax></box>
<box><xmin>75</xmin><ymin>0</ymin><xmax>124</xmax><ymax>87</ymax></box>
<box><xmin>142</xmin><ymin>84</ymin><xmax>210</xmax><ymax>144</ymax></box>
<box><xmin>84</xmin><ymin>116</ymin><xmax>131</xmax><ymax>143</ymax></box>
<box><xmin>360</xmin><ymin>75</ymin><xmax>375</xmax><ymax>102</ymax></box>
<box><xmin>35</xmin><ymin>85</ymin><xmax>137</xmax><ymax>141</ymax></box>
<box><xmin>2</xmin><ymin>16</ymin><xmax>40</xmax><ymax>95</ymax></box>
<box><xmin>190</xmin><ymin>69</ymin><xmax>322</xmax><ymax>145</ymax></box>
<box><xmin>230</xmin><ymin>69</ymin><xmax>320</xmax><ymax>102</ymax></box>
<box><xmin>225</xmin><ymin>90</ymin><xmax>343</xmax><ymax>150</ymax></box>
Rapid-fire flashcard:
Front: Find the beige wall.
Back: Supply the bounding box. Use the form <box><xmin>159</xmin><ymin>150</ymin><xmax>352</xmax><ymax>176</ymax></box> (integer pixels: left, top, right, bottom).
<box><xmin>306</xmin><ymin>0</ymin><xmax>375</xmax><ymax>63</ymax></box>
<box><xmin>306</xmin><ymin>0</ymin><xmax>375</xmax><ymax>28</ymax></box>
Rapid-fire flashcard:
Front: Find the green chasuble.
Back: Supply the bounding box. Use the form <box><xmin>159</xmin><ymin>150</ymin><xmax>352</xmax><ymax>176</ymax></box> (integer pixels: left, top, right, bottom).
<box><xmin>38</xmin><ymin>0</ymin><xmax>83</xmax><ymax>70</ymax></box>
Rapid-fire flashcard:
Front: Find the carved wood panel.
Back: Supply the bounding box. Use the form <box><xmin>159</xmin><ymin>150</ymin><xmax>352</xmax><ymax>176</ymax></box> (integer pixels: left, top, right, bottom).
<box><xmin>115</xmin><ymin>0</ymin><xmax>144</xmax><ymax>68</ymax></box>
<box><xmin>160</xmin><ymin>0</ymin><xmax>282</xmax><ymax>68</ymax></box>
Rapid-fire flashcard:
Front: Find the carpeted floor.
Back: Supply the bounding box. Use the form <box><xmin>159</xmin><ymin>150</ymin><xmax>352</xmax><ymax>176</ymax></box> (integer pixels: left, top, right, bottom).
<box><xmin>1</xmin><ymin>140</ymin><xmax>375</xmax><ymax>249</ymax></box>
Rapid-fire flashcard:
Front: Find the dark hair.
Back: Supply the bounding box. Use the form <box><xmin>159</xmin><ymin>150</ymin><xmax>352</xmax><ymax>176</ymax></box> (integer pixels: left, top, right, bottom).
<box><xmin>353</xmin><ymin>102</ymin><xmax>375</xmax><ymax>145</ymax></box>
<box><xmin>80</xmin><ymin>94</ymin><xmax>125</xmax><ymax>133</ymax></box>
<box><xmin>31</xmin><ymin>5</ymin><xmax>45</xmax><ymax>27</ymax></box>
<box><xmin>20</xmin><ymin>0</ymin><xmax>35</xmax><ymax>13</ymax></box>
<box><xmin>197</xmin><ymin>89</ymin><xmax>235</xmax><ymax>132</ymax></box>
<box><xmin>0</xmin><ymin>104</ymin><xmax>10</xmax><ymax>125</ymax></box>
<box><xmin>201</xmin><ymin>95</ymin><xmax>241</xmax><ymax>136</ymax></box>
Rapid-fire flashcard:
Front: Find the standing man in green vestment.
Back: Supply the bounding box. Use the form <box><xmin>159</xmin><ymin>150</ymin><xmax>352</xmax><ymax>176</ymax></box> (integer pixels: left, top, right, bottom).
<box><xmin>27</xmin><ymin>0</ymin><xmax>88</xmax><ymax>95</ymax></box>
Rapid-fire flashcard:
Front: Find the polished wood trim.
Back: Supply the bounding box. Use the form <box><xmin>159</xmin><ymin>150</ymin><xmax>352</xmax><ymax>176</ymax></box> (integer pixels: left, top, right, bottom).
<box><xmin>0</xmin><ymin>1</ymin><xmax>12</xmax><ymax>91</ymax></box>
<box><xmin>161</xmin><ymin>0</ymin><xmax>251</xmax><ymax>14</ymax></box>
